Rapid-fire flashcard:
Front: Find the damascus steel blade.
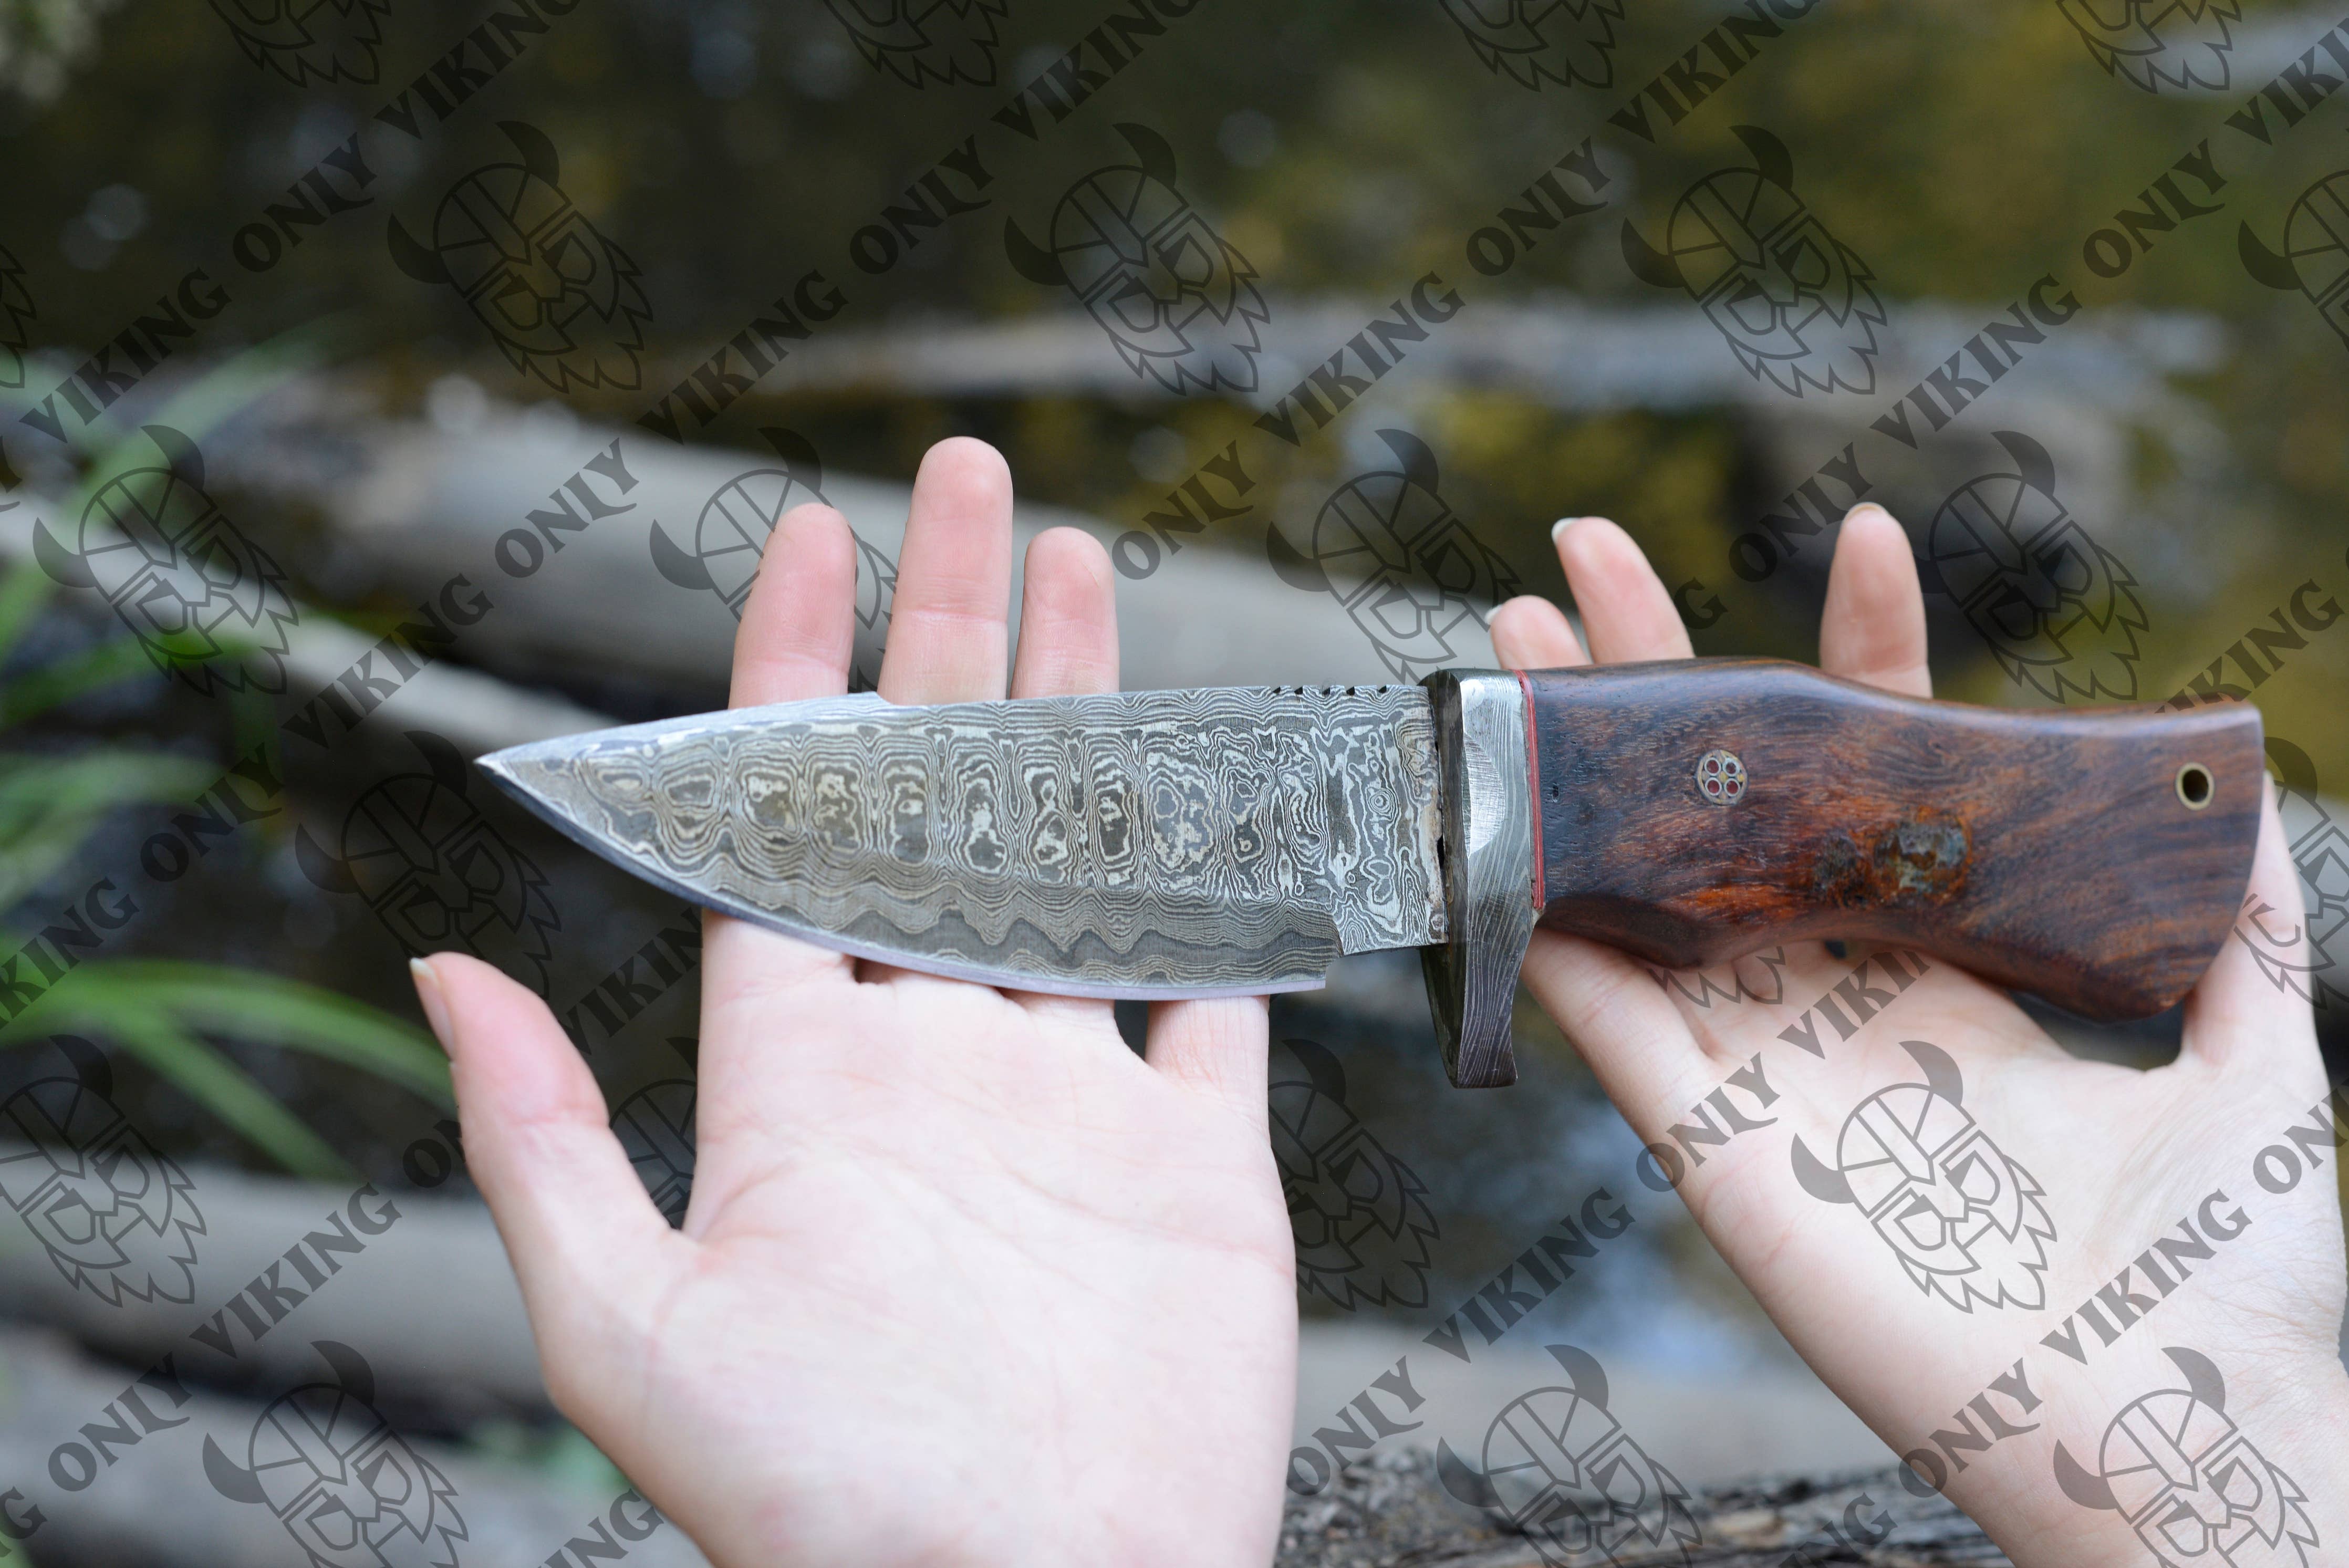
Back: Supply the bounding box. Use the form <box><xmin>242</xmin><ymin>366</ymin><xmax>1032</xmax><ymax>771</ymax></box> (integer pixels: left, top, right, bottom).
<box><xmin>479</xmin><ymin>685</ymin><xmax>1448</xmax><ymax>998</ymax></box>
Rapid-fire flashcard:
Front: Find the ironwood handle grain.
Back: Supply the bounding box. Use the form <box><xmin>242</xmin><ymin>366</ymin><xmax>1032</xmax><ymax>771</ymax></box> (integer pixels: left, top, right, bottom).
<box><xmin>1523</xmin><ymin>658</ymin><xmax>2264</xmax><ymax>1020</ymax></box>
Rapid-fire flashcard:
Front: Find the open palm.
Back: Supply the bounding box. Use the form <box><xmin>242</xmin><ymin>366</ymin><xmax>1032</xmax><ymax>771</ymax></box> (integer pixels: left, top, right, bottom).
<box><xmin>414</xmin><ymin>440</ymin><xmax>1295</xmax><ymax>1568</ymax></box>
<box><xmin>1490</xmin><ymin>508</ymin><xmax>2349</xmax><ymax>1567</ymax></box>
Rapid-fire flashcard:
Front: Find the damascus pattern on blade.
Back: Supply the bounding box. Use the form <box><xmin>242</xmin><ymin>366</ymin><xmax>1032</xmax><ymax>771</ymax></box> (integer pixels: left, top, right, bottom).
<box><xmin>489</xmin><ymin>685</ymin><xmax>1446</xmax><ymax>996</ymax></box>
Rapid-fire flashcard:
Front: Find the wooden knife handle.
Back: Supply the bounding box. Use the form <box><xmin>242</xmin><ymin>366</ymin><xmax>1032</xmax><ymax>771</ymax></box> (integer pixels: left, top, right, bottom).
<box><xmin>1522</xmin><ymin>657</ymin><xmax>2264</xmax><ymax>1020</ymax></box>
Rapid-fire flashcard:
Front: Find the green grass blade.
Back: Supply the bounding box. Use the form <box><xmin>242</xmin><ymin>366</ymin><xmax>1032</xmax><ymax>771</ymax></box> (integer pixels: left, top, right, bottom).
<box><xmin>0</xmin><ymin>749</ymin><xmax>215</xmax><ymax>818</ymax></box>
<box><xmin>55</xmin><ymin>1006</ymin><xmax>351</xmax><ymax>1179</ymax></box>
<box><xmin>0</xmin><ymin>560</ymin><xmax>57</xmax><ymax>669</ymax></box>
<box><xmin>31</xmin><ymin>961</ymin><xmax>451</xmax><ymax>1104</ymax></box>
<box><xmin>143</xmin><ymin>321</ymin><xmax>345</xmax><ymax>445</ymax></box>
<box><xmin>0</xmin><ymin>750</ymin><xmax>218</xmax><ymax>908</ymax></box>
<box><xmin>0</xmin><ymin>638</ymin><xmax>169</xmax><ymax>726</ymax></box>
<box><xmin>62</xmin><ymin>329</ymin><xmax>336</xmax><ymax>517</ymax></box>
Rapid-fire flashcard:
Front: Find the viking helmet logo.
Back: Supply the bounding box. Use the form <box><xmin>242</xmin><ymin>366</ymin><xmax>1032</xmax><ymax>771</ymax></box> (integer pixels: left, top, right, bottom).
<box><xmin>1438</xmin><ymin>1345</ymin><xmax>1703</xmax><ymax>1566</ymax></box>
<box><xmin>2232</xmin><ymin>739</ymin><xmax>2349</xmax><ymax>1010</ymax></box>
<box><xmin>823</xmin><ymin>0</ymin><xmax>1006</xmax><ymax>87</ymax></box>
<box><xmin>1005</xmin><ymin>124</ymin><xmax>1269</xmax><ymax>396</ymax></box>
<box><xmin>205</xmin><ymin>1342</ymin><xmax>469</xmax><ymax>1568</ymax></box>
<box><xmin>1622</xmin><ymin>126</ymin><xmax>1886</xmax><ymax>399</ymax></box>
<box><xmin>0</xmin><ymin>240</ymin><xmax>32</xmax><ymax>391</ymax></box>
<box><xmin>2059</xmin><ymin>1</ymin><xmax>2240</xmax><ymax>93</ymax></box>
<box><xmin>387</xmin><ymin>123</ymin><xmax>653</xmax><ymax>395</ymax></box>
<box><xmin>1924</xmin><ymin>430</ymin><xmax>2147</xmax><ymax>703</ymax></box>
<box><xmin>207</xmin><ymin>0</ymin><xmax>392</xmax><ymax>86</ymax></box>
<box><xmin>1267</xmin><ymin>430</ymin><xmax>1520</xmax><ymax>681</ymax></box>
<box><xmin>610</xmin><ymin>1065</ymin><xmax>696</xmax><ymax>1228</ymax></box>
<box><xmin>2239</xmin><ymin>169</ymin><xmax>2349</xmax><ymax>355</ymax></box>
<box><xmin>2054</xmin><ymin>1347</ymin><xmax>2319</xmax><ymax>1567</ymax></box>
<box><xmin>34</xmin><ymin>424</ymin><xmax>300</xmax><ymax>695</ymax></box>
<box><xmin>1647</xmin><ymin>946</ymin><xmax>1789</xmax><ymax>1009</ymax></box>
<box><xmin>1790</xmin><ymin>1039</ymin><xmax>2055</xmax><ymax>1313</ymax></box>
<box><xmin>1270</xmin><ymin>1038</ymin><xmax>1438</xmax><ymax>1311</ymax></box>
<box><xmin>296</xmin><ymin>731</ymin><xmax>562</xmax><ymax>993</ymax></box>
<box><xmin>1438</xmin><ymin>0</ymin><xmax>1625</xmax><ymax>90</ymax></box>
<box><xmin>648</xmin><ymin>429</ymin><xmax>897</xmax><ymax>690</ymax></box>
<box><xmin>1268</xmin><ymin>432</ymin><xmax>1522</xmax><ymax>677</ymax></box>
<box><xmin>0</xmin><ymin>1036</ymin><xmax>203</xmax><ymax>1307</ymax></box>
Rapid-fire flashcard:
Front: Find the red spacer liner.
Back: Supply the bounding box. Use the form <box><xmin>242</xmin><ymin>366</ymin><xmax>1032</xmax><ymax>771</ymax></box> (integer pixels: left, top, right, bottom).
<box><xmin>1513</xmin><ymin>669</ymin><xmax>1544</xmax><ymax>908</ymax></box>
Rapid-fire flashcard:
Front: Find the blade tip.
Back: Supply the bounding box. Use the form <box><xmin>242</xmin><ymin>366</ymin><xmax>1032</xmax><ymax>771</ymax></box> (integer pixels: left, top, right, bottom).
<box><xmin>472</xmin><ymin>738</ymin><xmax>567</xmax><ymax>802</ymax></box>
<box><xmin>472</xmin><ymin>745</ymin><xmax>523</xmax><ymax>789</ymax></box>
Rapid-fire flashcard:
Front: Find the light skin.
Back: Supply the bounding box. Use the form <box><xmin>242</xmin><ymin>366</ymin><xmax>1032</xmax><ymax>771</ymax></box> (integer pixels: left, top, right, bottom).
<box><xmin>412</xmin><ymin>439</ymin><xmax>1295</xmax><ymax>1568</ymax></box>
<box><xmin>413</xmin><ymin>440</ymin><xmax>2346</xmax><ymax>1567</ymax></box>
<box><xmin>1489</xmin><ymin>510</ymin><xmax>2349</xmax><ymax>1568</ymax></box>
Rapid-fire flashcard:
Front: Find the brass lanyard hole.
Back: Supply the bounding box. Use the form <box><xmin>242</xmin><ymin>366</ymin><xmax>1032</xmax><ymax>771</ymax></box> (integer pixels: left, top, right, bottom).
<box><xmin>2176</xmin><ymin>763</ymin><xmax>2214</xmax><ymax>811</ymax></box>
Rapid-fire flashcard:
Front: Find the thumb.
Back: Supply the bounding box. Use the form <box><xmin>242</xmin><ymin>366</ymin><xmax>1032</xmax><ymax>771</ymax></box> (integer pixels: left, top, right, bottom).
<box><xmin>410</xmin><ymin>954</ymin><xmax>679</xmax><ymax>1411</ymax></box>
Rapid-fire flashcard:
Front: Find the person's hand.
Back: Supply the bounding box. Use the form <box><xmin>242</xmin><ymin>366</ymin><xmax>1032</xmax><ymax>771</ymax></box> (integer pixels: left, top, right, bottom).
<box><xmin>1489</xmin><ymin>509</ymin><xmax>2349</xmax><ymax>1568</ymax></box>
<box><xmin>408</xmin><ymin>439</ymin><xmax>1295</xmax><ymax>1567</ymax></box>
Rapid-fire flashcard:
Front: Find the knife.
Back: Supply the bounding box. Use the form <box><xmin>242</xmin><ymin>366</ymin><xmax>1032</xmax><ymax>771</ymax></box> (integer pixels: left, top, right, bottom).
<box><xmin>477</xmin><ymin>659</ymin><xmax>2264</xmax><ymax>1087</ymax></box>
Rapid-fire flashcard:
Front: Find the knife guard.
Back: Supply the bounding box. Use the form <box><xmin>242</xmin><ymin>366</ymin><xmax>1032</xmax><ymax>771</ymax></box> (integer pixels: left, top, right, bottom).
<box><xmin>1422</xmin><ymin>658</ymin><xmax>2264</xmax><ymax>1088</ymax></box>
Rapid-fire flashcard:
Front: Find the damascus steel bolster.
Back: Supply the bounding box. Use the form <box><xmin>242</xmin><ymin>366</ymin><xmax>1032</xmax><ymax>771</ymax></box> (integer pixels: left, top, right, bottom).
<box><xmin>1418</xmin><ymin>669</ymin><xmax>1540</xmax><ymax>1088</ymax></box>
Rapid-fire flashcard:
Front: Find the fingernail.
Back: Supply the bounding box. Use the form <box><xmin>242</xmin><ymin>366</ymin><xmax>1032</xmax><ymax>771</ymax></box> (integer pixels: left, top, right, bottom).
<box><xmin>1551</xmin><ymin>517</ymin><xmax>1579</xmax><ymax>544</ymax></box>
<box><xmin>409</xmin><ymin>957</ymin><xmax>454</xmax><ymax>1055</ymax></box>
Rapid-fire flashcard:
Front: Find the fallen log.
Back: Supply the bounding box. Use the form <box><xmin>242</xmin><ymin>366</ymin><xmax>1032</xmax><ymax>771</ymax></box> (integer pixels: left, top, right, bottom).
<box><xmin>1276</xmin><ymin>1450</ymin><xmax>2009</xmax><ymax>1567</ymax></box>
<box><xmin>0</xmin><ymin>1150</ymin><xmax>552</xmax><ymax>1426</ymax></box>
<box><xmin>0</xmin><ymin>1325</ymin><xmax>707</xmax><ymax>1568</ymax></box>
<box><xmin>225</xmin><ymin>389</ymin><xmax>1508</xmax><ymax>695</ymax></box>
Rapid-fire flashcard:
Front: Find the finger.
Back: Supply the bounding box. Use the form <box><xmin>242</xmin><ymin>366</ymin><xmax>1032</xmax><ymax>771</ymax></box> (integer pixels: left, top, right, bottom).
<box><xmin>1520</xmin><ymin>930</ymin><xmax>1720</xmax><ymax>1132</ymax></box>
<box><xmin>854</xmin><ymin>956</ymin><xmax>997</xmax><ymax>1001</ymax></box>
<box><xmin>1505</xmin><ymin>525</ymin><xmax>1712</xmax><ymax>1118</ymax></box>
<box><xmin>1818</xmin><ymin>505</ymin><xmax>1932</xmax><ymax>698</ymax></box>
<box><xmin>877</xmin><ymin>437</ymin><xmax>1015</xmax><ymax>705</ymax></box>
<box><xmin>1556</xmin><ymin>518</ymin><xmax>1696</xmax><ymax>663</ymax></box>
<box><xmin>1142</xmin><ymin>995</ymin><xmax>1272</xmax><ymax>1128</ymax></box>
<box><xmin>410</xmin><ymin>955</ymin><xmax>677</xmax><ymax>1407</ymax></box>
<box><xmin>1002</xmin><ymin>528</ymin><xmax>1128</xmax><ymax>1023</ymax></box>
<box><xmin>1489</xmin><ymin>593</ymin><xmax>1588</xmax><ymax>670</ymax></box>
<box><xmin>729</xmin><ymin>504</ymin><xmax>857</xmax><ymax>708</ymax></box>
<box><xmin>2179</xmin><ymin>776</ymin><xmax>2323</xmax><ymax>1082</ymax></box>
<box><xmin>710</xmin><ymin>505</ymin><xmax>859</xmax><ymax>995</ymax></box>
<box><xmin>1009</xmin><ymin>527</ymin><xmax>1118</xmax><ymax>699</ymax></box>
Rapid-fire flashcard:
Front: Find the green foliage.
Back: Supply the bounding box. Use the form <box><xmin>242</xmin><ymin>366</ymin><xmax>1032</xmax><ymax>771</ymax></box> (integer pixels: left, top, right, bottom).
<box><xmin>0</xmin><ymin>965</ymin><xmax>452</xmax><ymax>1178</ymax></box>
<box><xmin>0</xmin><ymin>356</ymin><xmax>449</xmax><ymax>1176</ymax></box>
<box><xmin>0</xmin><ymin>745</ymin><xmax>214</xmax><ymax>908</ymax></box>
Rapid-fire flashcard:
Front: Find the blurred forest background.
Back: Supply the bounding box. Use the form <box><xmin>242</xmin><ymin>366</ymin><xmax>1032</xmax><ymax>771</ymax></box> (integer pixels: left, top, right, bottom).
<box><xmin>0</xmin><ymin>0</ymin><xmax>2344</xmax><ymax>1560</ymax></box>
